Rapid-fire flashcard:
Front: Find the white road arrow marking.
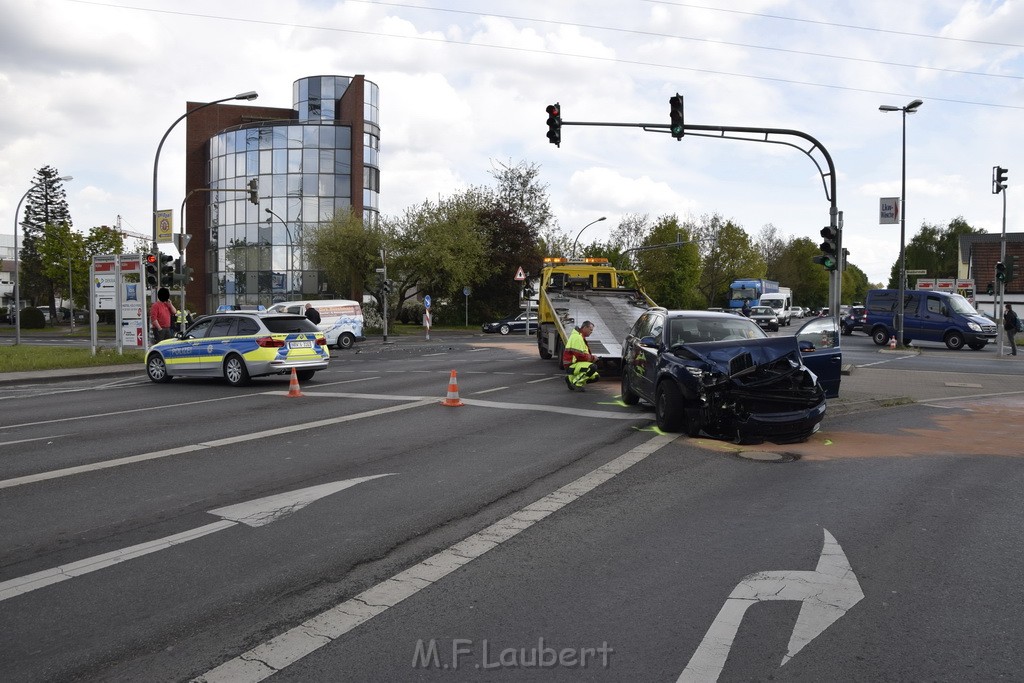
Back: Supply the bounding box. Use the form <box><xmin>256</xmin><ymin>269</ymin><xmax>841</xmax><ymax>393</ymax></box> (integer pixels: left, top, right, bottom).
<box><xmin>0</xmin><ymin>474</ymin><xmax>394</xmax><ymax>603</ymax></box>
<box><xmin>678</xmin><ymin>528</ymin><xmax>863</xmax><ymax>682</ymax></box>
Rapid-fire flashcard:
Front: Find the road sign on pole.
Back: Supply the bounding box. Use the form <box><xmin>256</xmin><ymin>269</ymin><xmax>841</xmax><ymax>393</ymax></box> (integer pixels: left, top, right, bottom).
<box><xmin>514</xmin><ymin>267</ymin><xmax>526</xmax><ymax>281</ymax></box>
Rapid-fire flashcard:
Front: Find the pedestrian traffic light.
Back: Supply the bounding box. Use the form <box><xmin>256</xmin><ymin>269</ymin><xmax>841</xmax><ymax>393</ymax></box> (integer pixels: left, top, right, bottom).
<box><xmin>248</xmin><ymin>178</ymin><xmax>259</xmax><ymax>204</ymax></box>
<box><xmin>545</xmin><ymin>103</ymin><xmax>561</xmax><ymax>147</ymax></box>
<box><xmin>144</xmin><ymin>253</ymin><xmax>158</xmax><ymax>288</ymax></box>
<box><xmin>813</xmin><ymin>225</ymin><xmax>839</xmax><ymax>271</ymax></box>
<box><xmin>987</xmin><ymin>281</ymin><xmax>994</xmax><ymax>296</ymax></box>
<box><xmin>1008</xmin><ymin>255</ymin><xmax>1018</xmax><ymax>282</ymax></box>
<box><xmin>159</xmin><ymin>253</ymin><xmax>174</xmax><ymax>287</ymax></box>
<box><xmin>669</xmin><ymin>93</ymin><xmax>684</xmax><ymax>140</ymax></box>
<box><xmin>996</xmin><ymin>261</ymin><xmax>1006</xmax><ymax>282</ymax></box>
<box><xmin>993</xmin><ymin>166</ymin><xmax>1008</xmax><ymax>194</ymax></box>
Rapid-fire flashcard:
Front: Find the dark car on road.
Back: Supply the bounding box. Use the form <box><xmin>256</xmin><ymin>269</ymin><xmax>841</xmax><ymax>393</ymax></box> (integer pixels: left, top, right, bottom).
<box><xmin>841</xmin><ymin>305</ymin><xmax>868</xmax><ymax>335</ymax></box>
<box><xmin>620</xmin><ymin>310</ymin><xmax>841</xmax><ymax>443</ymax></box>
<box><xmin>748</xmin><ymin>305</ymin><xmax>780</xmax><ymax>332</ymax></box>
<box><xmin>482</xmin><ymin>312</ymin><xmax>538</xmax><ymax>335</ymax></box>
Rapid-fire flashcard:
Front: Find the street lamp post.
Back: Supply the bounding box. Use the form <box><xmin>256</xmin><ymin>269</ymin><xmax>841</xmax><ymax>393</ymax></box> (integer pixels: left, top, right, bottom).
<box><xmin>13</xmin><ymin>175</ymin><xmax>73</xmax><ymax>345</ymax></box>
<box><xmin>152</xmin><ymin>90</ymin><xmax>258</xmax><ymax>250</ymax></box>
<box><xmin>571</xmin><ymin>216</ymin><xmax>607</xmax><ymax>259</ymax></box>
<box><xmin>879</xmin><ymin>98</ymin><xmax>923</xmax><ymax>350</ymax></box>
<box><xmin>264</xmin><ymin>208</ymin><xmax>294</xmax><ymax>297</ymax></box>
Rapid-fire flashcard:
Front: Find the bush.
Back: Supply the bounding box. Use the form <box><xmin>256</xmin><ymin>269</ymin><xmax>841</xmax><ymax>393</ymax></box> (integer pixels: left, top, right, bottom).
<box><xmin>19</xmin><ymin>307</ymin><xmax>46</xmax><ymax>329</ymax></box>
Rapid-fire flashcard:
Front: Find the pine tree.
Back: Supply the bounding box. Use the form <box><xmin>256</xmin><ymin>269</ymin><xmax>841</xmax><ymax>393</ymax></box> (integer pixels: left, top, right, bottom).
<box><xmin>19</xmin><ymin>166</ymin><xmax>73</xmax><ymax>319</ymax></box>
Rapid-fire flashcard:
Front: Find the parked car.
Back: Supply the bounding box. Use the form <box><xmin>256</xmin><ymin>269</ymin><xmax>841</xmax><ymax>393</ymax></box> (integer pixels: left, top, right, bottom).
<box><xmin>747</xmin><ymin>305</ymin><xmax>780</xmax><ymax>332</ymax></box>
<box><xmin>145</xmin><ymin>312</ymin><xmax>329</xmax><ymax>386</ymax></box>
<box><xmin>841</xmin><ymin>305</ymin><xmax>868</xmax><ymax>335</ymax></box>
<box><xmin>482</xmin><ymin>312</ymin><xmax>538</xmax><ymax>335</ymax></box>
<box><xmin>620</xmin><ymin>310</ymin><xmax>840</xmax><ymax>443</ymax></box>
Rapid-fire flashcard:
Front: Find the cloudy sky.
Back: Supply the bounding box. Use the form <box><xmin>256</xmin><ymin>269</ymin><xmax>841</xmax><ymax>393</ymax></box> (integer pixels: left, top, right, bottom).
<box><xmin>2</xmin><ymin>0</ymin><xmax>1022</xmax><ymax>284</ymax></box>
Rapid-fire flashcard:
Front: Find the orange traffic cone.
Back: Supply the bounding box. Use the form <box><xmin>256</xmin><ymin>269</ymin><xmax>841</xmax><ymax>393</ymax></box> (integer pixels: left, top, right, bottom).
<box><xmin>287</xmin><ymin>368</ymin><xmax>304</xmax><ymax>397</ymax></box>
<box><xmin>889</xmin><ymin>336</ymin><xmax>897</xmax><ymax>350</ymax></box>
<box><xmin>441</xmin><ymin>369</ymin><xmax>464</xmax><ymax>407</ymax></box>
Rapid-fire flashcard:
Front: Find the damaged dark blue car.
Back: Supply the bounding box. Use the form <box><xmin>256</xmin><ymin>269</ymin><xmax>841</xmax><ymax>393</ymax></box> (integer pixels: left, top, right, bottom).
<box><xmin>621</xmin><ymin>310</ymin><xmax>841</xmax><ymax>444</ymax></box>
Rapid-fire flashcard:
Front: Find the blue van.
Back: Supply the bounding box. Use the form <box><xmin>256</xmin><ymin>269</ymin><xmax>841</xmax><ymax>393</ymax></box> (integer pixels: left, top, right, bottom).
<box><xmin>864</xmin><ymin>289</ymin><xmax>997</xmax><ymax>350</ymax></box>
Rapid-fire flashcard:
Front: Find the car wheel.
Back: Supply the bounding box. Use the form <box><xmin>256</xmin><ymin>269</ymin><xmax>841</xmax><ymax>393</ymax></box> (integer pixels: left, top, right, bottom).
<box><xmin>944</xmin><ymin>331</ymin><xmax>965</xmax><ymax>350</ymax></box>
<box><xmin>621</xmin><ymin>371</ymin><xmax>640</xmax><ymax>406</ymax></box>
<box><xmin>968</xmin><ymin>341</ymin><xmax>987</xmax><ymax>351</ymax></box>
<box><xmin>655</xmin><ymin>381</ymin><xmax>685</xmax><ymax>432</ymax></box>
<box><xmin>296</xmin><ymin>369</ymin><xmax>316</xmax><ymax>382</ymax></box>
<box><xmin>224</xmin><ymin>354</ymin><xmax>250</xmax><ymax>386</ymax></box>
<box><xmin>336</xmin><ymin>333</ymin><xmax>355</xmax><ymax>350</ymax></box>
<box><xmin>499</xmin><ymin>324</ymin><xmax>511</xmax><ymax>335</ymax></box>
<box><xmin>842</xmin><ymin>326</ymin><xmax>852</xmax><ymax>336</ymax></box>
<box><xmin>146</xmin><ymin>354</ymin><xmax>172</xmax><ymax>383</ymax></box>
<box><xmin>871</xmin><ymin>327</ymin><xmax>891</xmax><ymax>346</ymax></box>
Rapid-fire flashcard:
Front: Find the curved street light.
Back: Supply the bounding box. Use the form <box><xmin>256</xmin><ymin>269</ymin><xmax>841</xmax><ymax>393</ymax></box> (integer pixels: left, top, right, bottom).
<box><xmin>879</xmin><ymin>98</ymin><xmax>923</xmax><ymax>350</ymax></box>
<box><xmin>151</xmin><ymin>90</ymin><xmax>258</xmax><ymax>250</ymax></box>
<box><xmin>13</xmin><ymin>175</ymin><xmax>74</xmax><ymax>345</ymax></box>
<box><xmin>571</xmin><ymin>216</ymin><xmax>607</xmax><ymax>259</ymax></box>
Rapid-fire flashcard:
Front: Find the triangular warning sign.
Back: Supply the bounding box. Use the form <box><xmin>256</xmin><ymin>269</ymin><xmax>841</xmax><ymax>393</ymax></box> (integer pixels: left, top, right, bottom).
<box><xmin>514</xmin><ymin>267</ymin><xmax>526</xmax><ymax>281</ymax></box>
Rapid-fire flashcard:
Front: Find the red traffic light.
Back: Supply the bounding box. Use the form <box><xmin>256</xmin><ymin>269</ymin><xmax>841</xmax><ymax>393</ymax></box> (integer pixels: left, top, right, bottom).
<box><xmin>145</xmin><ymin>254</ymin><xmax>157</xmax><ymax>264</ymax></box>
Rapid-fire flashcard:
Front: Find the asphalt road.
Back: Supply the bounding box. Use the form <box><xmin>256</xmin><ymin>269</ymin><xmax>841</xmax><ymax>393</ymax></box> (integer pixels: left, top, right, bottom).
<box><xmin>2</xmin><ymin>333</ymin><xmax>1024</xmax><ymax>681</ymax></box>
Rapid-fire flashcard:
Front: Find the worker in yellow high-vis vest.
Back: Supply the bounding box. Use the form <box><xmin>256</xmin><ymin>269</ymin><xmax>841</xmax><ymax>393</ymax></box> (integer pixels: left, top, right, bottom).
<box><xmin>561</xmin><ymin>320</ymin><xmax>599</xmax><ymax>391</ymax></box>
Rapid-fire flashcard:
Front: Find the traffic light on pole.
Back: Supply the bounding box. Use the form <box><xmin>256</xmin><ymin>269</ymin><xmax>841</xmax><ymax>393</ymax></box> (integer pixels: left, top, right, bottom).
<box><xmin>144</xmin><ymin>253</ymin><xmax>158</xmax><ymax>288</ymax></box>
<box><xmin>993</xmin><ymin>166</ymin><xmax>1008</xmax><ymax>194</ymax></box>
<box><xmin>669</xmin><ymin>93</ymin><xmax>684</xmax><ymax>140</ymax></box>
<box><xmin>159</xmin><ymin>253</ymin><xmax>174</xmax><ymax>287</ymax></box>
<box><xmin>812</xmin><ymin>225</ymin><xmax>839</xmax><ymax>271</ymax></box>
<box><xmin>545</xmin><ymin>103</ymin><xmax>561</xmax><ymax>147</ymax></box>
<box><xmin>995</xmin><ymin>261</ymin><xmax>1006</xmax><ymax>282</ymax></box>
<box><xmin>987</xmin><ymin>281</ymin><xmax>994</xmax><ymax>296</ymax></box>
<box><xmin>248</xmin><ymin>178</ymin><xmax>259</xmax><ymax>204</ymax></box>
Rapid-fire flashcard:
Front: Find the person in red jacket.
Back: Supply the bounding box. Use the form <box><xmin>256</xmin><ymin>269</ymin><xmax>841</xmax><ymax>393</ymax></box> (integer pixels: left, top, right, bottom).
<box><xmin>150</xmin><ymin>287</ymin><xmax>177</xmax><ymax>342</ymax></box>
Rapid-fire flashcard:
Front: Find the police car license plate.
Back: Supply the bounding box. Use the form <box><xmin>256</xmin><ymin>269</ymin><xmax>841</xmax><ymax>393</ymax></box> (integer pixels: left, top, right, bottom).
<box><xmin>289</xmin><ymin>341</ymin><xmax>313</xmax><ymax>349</ymax></box>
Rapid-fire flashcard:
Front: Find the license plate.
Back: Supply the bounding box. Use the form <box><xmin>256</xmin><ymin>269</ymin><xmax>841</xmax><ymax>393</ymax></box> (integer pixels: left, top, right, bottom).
<box><xmin>289</xmin><ymin>341</ymin><xmax>313</xmax><ymax>349</ymax></box>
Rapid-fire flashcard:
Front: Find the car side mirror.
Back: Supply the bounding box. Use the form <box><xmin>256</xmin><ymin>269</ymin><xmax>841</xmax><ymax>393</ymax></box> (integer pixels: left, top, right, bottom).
<box><xmin>639</xmin><ymin>335</ymin><xmax>659</xmax><ymax>348</ymax></box>
<box><xmin>799</xmin><ymin>340</ymin><xmax>816</xmax><ymax>352</ymax></box>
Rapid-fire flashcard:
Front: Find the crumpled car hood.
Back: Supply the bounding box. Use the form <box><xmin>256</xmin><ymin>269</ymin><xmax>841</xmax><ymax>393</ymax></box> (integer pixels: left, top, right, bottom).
<box><xmin>672</xmin><ymin>336</ymin><xmax>818</xmax><ymax>387</ymax></box>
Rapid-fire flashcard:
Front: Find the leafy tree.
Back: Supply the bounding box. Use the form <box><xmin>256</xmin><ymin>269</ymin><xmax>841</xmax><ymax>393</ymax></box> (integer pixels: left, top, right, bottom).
<box><xmin>755</xmin><ymin>223</ymin><xmax>787</xmax><ymax>276</ymax></box>
<box><xmin>778</xmin><ymin>237</ymin><xmax>829</xmax><ymax>309</ymax></box>
<box><xmin>37</xmin><ymin>222</ymin><xmax>86</xmax><ymax>313</ymax></box>
<box><xmin>634</xmin><ymin>215</ymin><xmax>702</xmax><ymax>309</ymax></box>
<box><xmin>692</xmin><ymin>214</ymin><xmax>765</xmax><ymax>307</ymax></box>
<box><xmin>306</xmin><ymin>209</ymin><xmax>382</xmax><ymax>302</ymax></box>
<box><xmin>889</xmin><ymin>216</ymin><xmax>984</xmax><ymax>287</ymax></box>
<box><xmin>18</xmin><ymin>166</ymin><xmax>73</xmax><ymax>317</ymax></box>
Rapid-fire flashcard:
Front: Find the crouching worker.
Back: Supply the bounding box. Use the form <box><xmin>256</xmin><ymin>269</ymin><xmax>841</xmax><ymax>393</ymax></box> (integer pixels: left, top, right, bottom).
<box><xmin>562</xmin><ymin>320</ymin><xmax>599</xmax><ymax>391</ymax></box>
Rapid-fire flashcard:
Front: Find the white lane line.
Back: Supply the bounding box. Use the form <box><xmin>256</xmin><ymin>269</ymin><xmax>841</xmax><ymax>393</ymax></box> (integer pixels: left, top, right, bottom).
<box><xmin>472</xmin><ymin>387</ymin><xmax>509</xmax><ymax>395</ymax></box>
<box><xmin>0</xmin><ymin>521</ymin><xmax>236</xmax><ymax>602</ymax></box>
<box><xmin>2</xmin><ymin>376</ymin><xmax>381</xmax><ymax>430</ymax></box>
<box><xmin>0</xmin><ymin>400</ymin><xmax>434</xmax><ymax>491</ymax></box>
<box><xmin>194</xmin><ymin>433</ymin><xmax>678</xmax><ymax>683</ymax></box>
<box><xmin>269</xmin><ymin>392</ymin><xmax>651</xmax><ymax>421</ymax></box>
<box><xmin>0</xmin><ymin>434</ymin><xmax>71</xmax><ymax>448</ymax></box>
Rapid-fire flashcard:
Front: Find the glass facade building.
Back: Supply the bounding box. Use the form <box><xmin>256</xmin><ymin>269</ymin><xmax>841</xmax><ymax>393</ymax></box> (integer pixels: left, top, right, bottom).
<box><xmin>193</xmin><ymin>75</ymin><xmax>379</xmax><ymax>313</ymax></box>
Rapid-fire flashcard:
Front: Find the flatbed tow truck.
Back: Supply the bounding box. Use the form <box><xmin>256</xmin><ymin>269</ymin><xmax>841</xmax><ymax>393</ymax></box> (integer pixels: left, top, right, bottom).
<box><xmin>536</xmin><ymin>257</ymin><xmax>657</xmax><ymax>374</ymax></box>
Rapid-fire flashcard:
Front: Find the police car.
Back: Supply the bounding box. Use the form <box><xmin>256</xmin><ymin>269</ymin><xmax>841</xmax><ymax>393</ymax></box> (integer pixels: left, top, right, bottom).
<box><xmin>145</xmin><ymin>312</ymin><xmax>329</xmax><ymax>386</ymax></box>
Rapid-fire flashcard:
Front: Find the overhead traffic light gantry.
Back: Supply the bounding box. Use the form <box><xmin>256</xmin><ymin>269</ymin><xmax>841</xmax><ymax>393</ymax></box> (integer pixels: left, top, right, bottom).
<box><xmin>669</xmin><ymin>93</ymin><xmax>684</xmax><ymax>140</ymax></box>
<box><xmin>545</xmin><ymin>103</ymin><xmax>561</xmax><ymax>147</ymax></box>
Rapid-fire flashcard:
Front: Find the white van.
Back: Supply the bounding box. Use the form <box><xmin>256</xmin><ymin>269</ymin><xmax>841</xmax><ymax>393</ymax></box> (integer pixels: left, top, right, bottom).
<box><xmin>266</xmin><ymin>300</ymin><xmax>366</xmax><ymax>349</ymax></box>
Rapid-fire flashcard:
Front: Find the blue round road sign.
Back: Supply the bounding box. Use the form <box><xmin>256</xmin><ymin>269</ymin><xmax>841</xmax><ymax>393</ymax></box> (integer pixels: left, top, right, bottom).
<box><xmin>424</xmin><ymin>295</ymin><xmax>431</xmax><ymax>309</ymax></box>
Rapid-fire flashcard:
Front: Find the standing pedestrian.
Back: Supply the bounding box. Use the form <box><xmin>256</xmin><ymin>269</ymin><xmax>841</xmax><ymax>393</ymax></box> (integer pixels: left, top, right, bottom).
<box><xmin>741</xmin><ymin>299</ymin><xmax>751</xmax><ymax>317</ymax></box>
<box><xmin>305</xmin><ymin>302</ymin><xmax>321</xmax><ymax>325</ymax></box>
<box><xmin>150</xmin><ymin>287</ymin><xmax>177</xmax><ymax>343</ymax></box>
<box><xmin>1003</xmin><ymin>303</ymin><xmax>1019</xmax><ymax>356</ymax></box>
